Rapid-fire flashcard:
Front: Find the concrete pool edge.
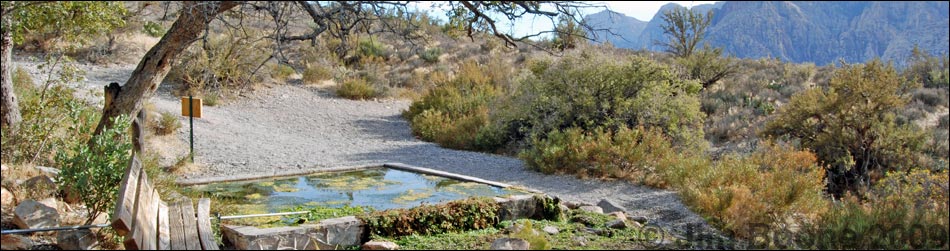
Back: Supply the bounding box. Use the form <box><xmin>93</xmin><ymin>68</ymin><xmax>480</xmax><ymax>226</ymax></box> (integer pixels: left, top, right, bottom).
<box><xmin>176</xmin><ymin>162</ymin><xmax>544</xmax><ymax>194</ymax></box>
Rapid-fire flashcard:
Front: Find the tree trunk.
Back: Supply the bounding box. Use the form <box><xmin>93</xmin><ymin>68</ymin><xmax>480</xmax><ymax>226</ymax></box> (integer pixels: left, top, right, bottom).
<box><xmin>93</xmin><ymin>1</ymin><xmax>238</xmax><ymax>135</ymax></box>
<box><xmin>1</xmin><ymin>17</ymin><xmax>22</xmax><ymax>134</ymax></box>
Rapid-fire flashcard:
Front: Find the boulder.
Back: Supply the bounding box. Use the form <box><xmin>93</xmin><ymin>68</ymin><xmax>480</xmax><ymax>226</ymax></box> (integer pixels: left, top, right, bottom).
<box><xmin>495</xmin><ymin>195</ymin><xmax>539</xmax><ymax>221</ymax></box>
<box><xmin>542</xmin><ymin>226</ymin><xmax>559</xmax><ymax>235</ymax></box>
<box><xmin>221</xmin><ymin>224</ymin><xmax>322</xmax><ymax>250</ymax></box>
<box><xmin>1</xmin><ymin>187</ymin><xmax>14</xmax><ymax>208</ymax></box>
<box><xmin>1</xmin><ymin>234</ymin><xmax>33</xmax><ymax>250</ymax></box>
<box><xmin>608</xmin><ymin>211</ymin><xmax>626</xmax><ymax>220</ymax></box>
<box><xmin>578</xmin><ymin>205</ymin><xmax>603</xmax><ymax>214</ymax></box>
<box><xmin>362</xmin><ymin>240</ymin><xmax>399</xmax><ymax>250</ymax></box>
<box><xmin>561</xmin><ymin>201</ymin><xmax>593</xmax><ymax>210</ymax></box>
<box><xmin>597</xmin><ymin>198</ymin><xmax>627</xmax><ymax>214</ymax></box>
<box><xmin>606</xmin><ymin>219</ymin><xmax>627</xmax><ymax>229</ymax></box>
<box><xmin>490</xmin><ymin>238</ymin><xmax>530</xmax><ymax>250</ymax></box>
<box><xmin>628</xmin><ymin>215</ymin><xmax>649</xmax><ymax>224</ymax></box>
<box><xmin>22</xmin><ymin>175</ymin><xmax>57</xmax><ymax>199</ymax></box>
<box><xmin>572</xmin><ymin>236</ymin><xmax>587</xmax><ymax>247</ymax></box>
<box><xmin>14</xmin><ymin>199</ymin><xmax>60</xmax><ymax>229</ymax></box>
<box><xmin>56</xmin><ymin>229</ymin><xmax>98</xmax><ymax>250</ymax></box>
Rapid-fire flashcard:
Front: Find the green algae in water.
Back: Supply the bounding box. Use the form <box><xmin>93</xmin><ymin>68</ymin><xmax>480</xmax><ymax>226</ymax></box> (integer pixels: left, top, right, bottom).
<box><xmin>182</xmin><ymin>167</ymin><xmax>527</xmax><ymax>219</ymax></box>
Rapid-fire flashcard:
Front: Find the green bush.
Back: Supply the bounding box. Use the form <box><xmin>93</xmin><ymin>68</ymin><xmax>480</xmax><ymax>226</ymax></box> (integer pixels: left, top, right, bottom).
<box><xmin>1</xmin><ymin>67</ymin><xmax>97</xmax><ymax>165</ymax></box>
<box><xmin>358</xmin><ymin>38</ymin><xmax>388</xmax><ymax>59</ymax></box>
<box><xmin>763</xmin><ymin>59</ymin><xmax>928</xmax><ymax>196</ymax></box>
<box><xmin>151</xmin><ymin>111</ymin><xmax>181</xmax><ymax>136</ymax></box>
<box><xmin>302</xmin><ymin>64</ymin><xmax>333</xmax><ymax>84</ymax></box>
<box><xmin>519</xmin><ymin>126</ymin><xmax>676</xmax><ymax>187</ymax></box>
<box><xmin>404</xmin><ymin>61</ymin><xmax>506</xmax><ymax>151</ymax></box>
<box><xmin>55</xmin><ymin>115</ymin><xmax>133</xmax><ymax>224</ymax></box>
<box><xmin>504</xmin><ymin>52</ymin><xmax>706</xmax><ymax>149</ymax></box>
<box><xmin>143</xmin><ymin>21</ymin><xmax>165</xmax><ymax>38</ymax></box>
<box><xmin>270</xmin><ymin>64</ymin><xmax>295</xmax><ymax>80</ymax></box>
<box><xmin>169</xmin><ymin>33</ymin><xmax>269</xmax><ymax>95</ymax></box>
<box><xmin>359</xmin><ymin>197</ymin><xmax>500</xmax><ymax>237</ymax></box>
<box><xmin>337</xmin><ymin>77</ymin><xmax>378</xmax><ymax>100</ymax></box>
<box><xmin>419</xmin><ymin>47</ymin><xmax>442</xmax><ymax>63</ymax></box>
<box><xmin>801</xmin><ymin>170</ymin><xmax>948</xmax><ymax>249</ymax></box>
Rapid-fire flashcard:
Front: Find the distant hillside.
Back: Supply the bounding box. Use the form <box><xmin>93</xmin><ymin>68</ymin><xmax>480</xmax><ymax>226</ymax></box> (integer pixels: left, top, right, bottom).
<box><xmin>586</xmin><ymin>1</ymin><xmax>950</xmax><ymax>65</ymax></box>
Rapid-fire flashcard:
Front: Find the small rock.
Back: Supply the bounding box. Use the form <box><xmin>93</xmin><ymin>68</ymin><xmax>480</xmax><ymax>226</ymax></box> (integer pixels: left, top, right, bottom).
<box><xmin>1</xmin><ymin>234</ymin><xmax>34</xmax><ymax>250</ymax></box>
<box><xmin>542</xmin><ymin>226</ymin><xmax>559</xmax><ymax>235</ymax></box>
<box><xmin>1</xmin><ymin>164</ymin><xmax>7</xmax><ymax>172</ymax></box>
<box><xmin>597</xmin><ymin>198</ymin><xmax>627</xmax><ymax>214</ymax></box>
<box><xmin>14</xmin><ymin>199</ymin><xmax>60</xmax><ymax>229</ymax></box>
<box><xmin>57</xmin><ymin>229</ymin><xmax>98</xmax><ymax>250</ymax></box>
<box><xmin>628</xmin><ymin>215</ymin><xmax>649</xmax><ymax>224</ymax></box>
<box><xmin>606</xmin><ymin>219</ymin><xmax>627</xmax><ymax>229</ymax></box>
<box><xmin>580</xmin><ymin>227</ymin><xmax>607</xmax><ymax>236</ymax></box>
<box><xmin>608</xmin><ymin>211</ymin><xmax>626</xmax><ymax>220</ymax></box>
<box><xmin>570</xmin><ymin>215</ymin><xmax>595</xmax><ymax>226</ymax></box>
<box><xmin>362</xmin><ymin>240</ymin><xmax>399</xmax><ymax>250</ymax></box>
<box><xmin>630</xmin><ymin>221</ymin><xmax>644</xmax><ymax>229</ymax></box>
<box><xmin>490</xmin><ymin>238</ymin><xmax>530</xmax><ymax>250</ymax></box>
<box><xmin>558</xmin><ymin>204</ymin><xmax>569</xmax><ymax>214</ymax></box>
<box><xmin>572</xmin><ymin>236</ymin><xmax>587</xmax><ymax>247</ymax></box>
<box><xmin>578</xmin><ymin>205</ymin><xmax>604</xmax><ymax>214</ymax></box>
<box><xmin>1</xmin><ymin>187</ymin><xmax>14</xmax><ymax>208</ymax></box>
<box><xmin>22</xmin><ymin>175</ymin><xmax>57</xmax><ymax>199</ymax></box>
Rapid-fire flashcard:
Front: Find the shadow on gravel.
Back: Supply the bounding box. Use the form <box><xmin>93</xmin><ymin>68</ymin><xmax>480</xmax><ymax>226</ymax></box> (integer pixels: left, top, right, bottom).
<box><xmin>351</xmin><ymin>115</ymin><xmax>415</xmax><ymax>142</ymax></box>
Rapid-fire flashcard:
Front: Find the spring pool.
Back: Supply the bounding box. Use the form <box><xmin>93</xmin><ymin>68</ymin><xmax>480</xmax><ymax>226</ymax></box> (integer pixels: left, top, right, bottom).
<box><xmin>182</xmin><ymin>167</ymin><xmax>527</xmax><ymax>216</ymax></box>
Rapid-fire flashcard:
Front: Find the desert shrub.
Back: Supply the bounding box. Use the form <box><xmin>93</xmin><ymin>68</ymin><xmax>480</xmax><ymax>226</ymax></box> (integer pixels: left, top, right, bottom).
<box><xmin>801</xmin><ymin>169</ymin><xmax>949</xmax><ymax>249</ymax></box>
<box><xmin>358</xmin><ymin>37</ymin><xmax>388</xmax><ymax>59</ymax></box>
<box><xmin>1</xmin><ymin>65</ymin><xmax>97</xmax><ymax>166</ymax></box>
<box><xmin>151</xmin><ymin>111</ymin><xmax>181</xmax><ymax>136</ymax></box>
<box><xmin>764</xmin><ymin>59</ymin><xmax>928</xmax><ymax>196</ymax></box>
<box><xmin>169</xmin><ymin>33</ymin><xmax>270</xmax><ymax>95</ymax></box>
<box><xmin>142</xmin><ymin>21</ymin><xmax>165</xmax><ymax>38</ymax></box>
<box><xmin>941</xmin><ymin>115</ymin><xmax>949</xmax><ymax>128</ymax></box>
<box><xmin>405</xmin><ymin>61</ymin><xmax>507</xmax><ymax>151</ymax></box>
<box><xmin>337</xmin><ymin>77</ymin><xmax>378</xmax><ymax>100</ymax></box>
<box><xmin>912</xmin><ymin>88</ymin><xmax>949</xmax><ymax>109</ymax></box>
<box><xmin>675</xmin><ymin>143</ymin><xmax>828</xmax><ymax>240</ymax></box>
<box><xmin>302</xmin><ymin>64</ymin><xmax>333</xmax><ymax>84</ymax></box>
<box><xmin>503</xmin><ymin>52</ymin><xmax>705</xmax><ymax>150</ymax></box>
<box><xmin>519</xmin><ymin>126</ymin><xmax>676</xmax><ymax>187</ymax></box>
<box><xmin>419</xmin><ymin>47</ymin><xmax>442</xmax><ymax>63</ymax></box>
<box><xmin>359</xmin><ymin>197</ymin><xmax>500</xmax><ymax>237</ymax></box>
<box><xmin>56</xmin><ymin>115</ymin><xmax>133</xmax><ymax>224</ymax></box>
<box><xmin>904</xmin><ymin>46</ymin><xmax>950</xmax><ymax>89</ymax></box>
<box><xmin>270</xmin><ymin>64</ymin><xmax>295</xmax><ymax>81</ymax></box>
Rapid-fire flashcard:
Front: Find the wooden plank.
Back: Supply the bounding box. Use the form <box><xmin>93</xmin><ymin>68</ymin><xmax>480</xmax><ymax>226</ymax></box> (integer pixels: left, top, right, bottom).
<box><xmin>196</xmin><ymin>198</ymin><xmax>218</xmax><ymax>250</ymax></box>
<box><xmin>158</xmin><ymin>202</ymin><xmax>170</xmax><ymax>250</ymax></box>
<box><xmin>112</xmin><ymin>156</ymin><xmax>143</xmax><ymax>236</ymax></box>
<box><xmin>125</xmin><ymin>173</ymin><xmax>155</xmax><ymax>250</ymax></box>
<box><xmin>144</xmin><ymin>189</ymin><xmax>161</xmax><ymax>250</ymax></box>
<box><xmin>167</xmin><ymin>201</ymin><xmax>187</xmax><ymax>250</ymax></box>
<box><xmin>179</xmin><ymin>198</ymin><xmax>202</xmax><ymax>250</ymax></box>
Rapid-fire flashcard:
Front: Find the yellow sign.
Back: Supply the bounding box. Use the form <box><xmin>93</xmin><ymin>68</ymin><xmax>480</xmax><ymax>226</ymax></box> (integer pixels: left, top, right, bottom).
<box><xmin>180</xmin><ymin>97</ymin><xmax>202</xmax><ymax>118</ymax></box>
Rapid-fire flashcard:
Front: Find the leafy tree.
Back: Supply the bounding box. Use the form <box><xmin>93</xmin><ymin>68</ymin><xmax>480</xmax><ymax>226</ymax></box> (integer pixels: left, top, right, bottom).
<box><xmin>1</xmin><ymin>1</ymin><xmax>126</xmax><ymax>133</ymax></box>
<box><xmin>552</xmin><ymin>11</ymin><xmax>587</xmax><ymax>51</ymax></box>
<box><xmin>763</xmin><ymin>59</ymin><xmax>927</xmax><ymax>196</ymax></box>
<box><xmin>656</xmin><ymin>7</ymin><xmax>734</xmax><ymax>89</ymax></box>
<box><xmin>656</xmin><ymin>7</ymin><xmax>711</xmax><ymax>58</ymax></box>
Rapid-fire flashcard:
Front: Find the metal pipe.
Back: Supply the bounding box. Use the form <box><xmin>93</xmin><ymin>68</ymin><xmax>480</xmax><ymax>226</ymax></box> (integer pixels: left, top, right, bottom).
<box><xmin>218</xmin><ymin>211</ymin><xmax>309</xmax><ymax>220</ymax></box>
<box><xmin>1</xmin><ymin>224</ymin><xmax>111</xmax><ymax>235</ymax></box>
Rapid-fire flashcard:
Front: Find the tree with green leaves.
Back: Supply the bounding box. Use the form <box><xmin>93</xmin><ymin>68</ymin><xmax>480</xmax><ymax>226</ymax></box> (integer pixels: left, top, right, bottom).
<box><xmin>656</xmin><ymin>7</ymin><xmax>734</xmax><ymax>89</ymax></box>
<box><xmin>1</xmin><ymin>1</ymin><xmax>126</xmax><ymax>134</ymax></box>
<box><xmin>656</xmin><ymin>7</ymin><xmax>711</xmax><ymax>58</ymax></box>
<box><xmin>763</xmin><ymin>59</ymin><xmax>927</xmax><ymax>196</ymax></box>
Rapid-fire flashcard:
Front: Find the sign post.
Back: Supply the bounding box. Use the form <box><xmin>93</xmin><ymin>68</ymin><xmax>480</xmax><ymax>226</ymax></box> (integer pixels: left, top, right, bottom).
<box><xmin>181</xmin><ymin>96</ymin><xmax>202</xmax><ymax>163</ymax></box>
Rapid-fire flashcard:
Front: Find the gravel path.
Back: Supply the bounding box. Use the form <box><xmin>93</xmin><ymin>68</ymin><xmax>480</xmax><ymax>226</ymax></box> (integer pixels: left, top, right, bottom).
<box><xmin>15</xmin><ymin>55</ymin><xmax>724</xmax><ymax>240</ymax></box>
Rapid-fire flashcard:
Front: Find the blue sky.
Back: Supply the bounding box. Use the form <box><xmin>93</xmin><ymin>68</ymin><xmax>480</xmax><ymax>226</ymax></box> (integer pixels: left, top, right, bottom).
<box><xmin>410</xmin><ymin>1</ymin><xmax>719</xmax><ymax>38</ymax></box>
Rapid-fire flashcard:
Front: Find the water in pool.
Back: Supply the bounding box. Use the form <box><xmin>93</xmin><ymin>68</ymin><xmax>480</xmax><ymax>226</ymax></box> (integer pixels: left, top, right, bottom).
<box><xmin>183</xmin><ymin>167</ymin><xmax>526</xmax><ymax>215</ymax></box>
